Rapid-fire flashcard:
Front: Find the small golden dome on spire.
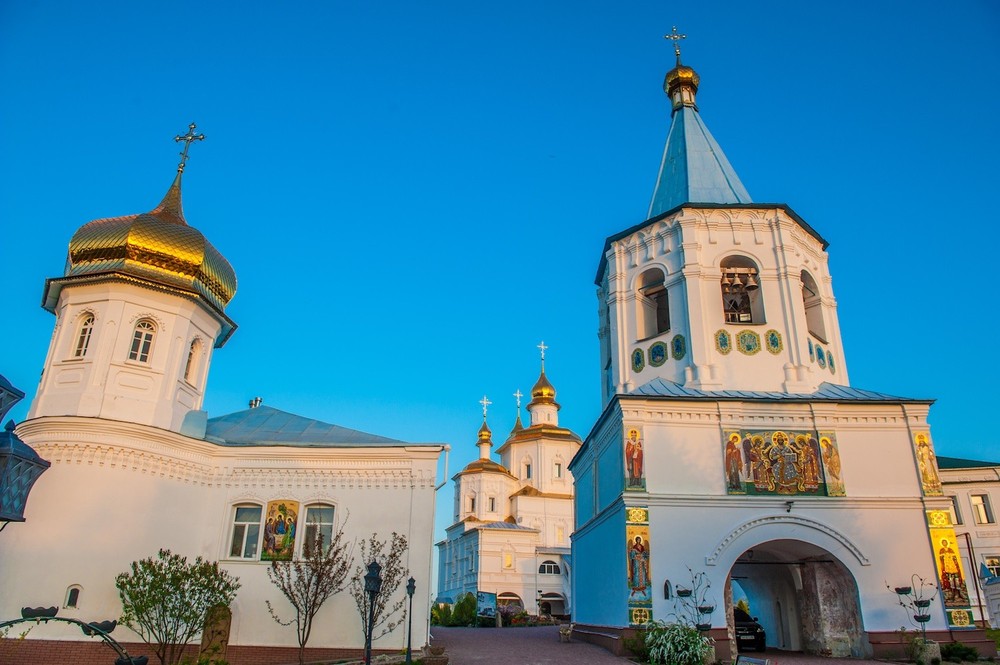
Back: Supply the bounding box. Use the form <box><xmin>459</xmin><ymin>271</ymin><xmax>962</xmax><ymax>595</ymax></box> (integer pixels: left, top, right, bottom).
<box><xmin>665</xmin><ymin>64</ymin><xmax>700</xmax><ymax>94</ymax></box>
<box><xmin>478</xmin><ymin>420</ymin><xmax>493</xmax><ymax>444</ymax></box>
<box><xmin>528</xmin><ymin>370</ymin><xmax>560</xmax><ymax>409</ymax></box>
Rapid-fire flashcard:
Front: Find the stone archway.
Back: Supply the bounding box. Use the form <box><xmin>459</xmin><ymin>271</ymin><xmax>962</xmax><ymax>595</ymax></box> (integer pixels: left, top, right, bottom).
<box><xmin>728</xmin><ymin>539</ymin><xmax>869</xmax><ymax>658</ymax></box>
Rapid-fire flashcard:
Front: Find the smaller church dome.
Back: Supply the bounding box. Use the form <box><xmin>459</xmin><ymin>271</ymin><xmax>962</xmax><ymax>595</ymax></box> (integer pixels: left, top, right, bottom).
<box><xmin>66</xmin><ymin>174</ymin><xmax>237</xmax><ymax>312</ymax></box>
<box><xmin>478</xmin><ymin>421</ymin><xmax>493</xmax><ymax>445</ymax></box>
<box><xmin>529</xmin><ymin>371</ymin><xmax>557</xmax><ymax>407</ymax></box>
<box><xmin>664</xmin><ymin>64</ymin><xmax>700</xmax><ymax>97</ymax></box>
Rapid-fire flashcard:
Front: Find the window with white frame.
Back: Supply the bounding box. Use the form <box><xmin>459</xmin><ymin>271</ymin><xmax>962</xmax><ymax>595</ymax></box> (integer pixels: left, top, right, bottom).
<box><xmin>74</xmin><ymin>315</ymin><xmax>94</xmax><ymax>358</ymax></box>
<box><xmin>128</xmin><ymin>320</ymin><xmax>156</xmax><ymax>363</ymax></box>
<box><xmin>554</xmin><ymin>462</ymin><xmax>563</xmax><ymax>479</ymax></box>
<box><xmin>986</xmin><ymin>556</ymin><xmax>1000</xmax><ymax>577</ymax></box>
<box><xmin>972</xmin><ymin>494</ymin><xmax>995</xmax><ymax>524</ymax></box>
<box><xmin>488</xmin><ymin>496</ymin><xmax>496</xmax><ymax>512</ymax></box>
<box><xmin>303</xmin><ymin>504</ymin><xmax>335</xmax><ymax>553</ymax></box>
<box><xmin>229</xmin><ymin>504</ymin><xmax>262</xmax><ymax>559</ymax></box>
<box><xmin>468</xmin><ymin>495</ymin><xmax>476</xmax><ymax>512</ymax></box>
<box><xmin>522</xmin><ymin>459</ymin><xmax>532</xmax><ymax>480</ymax></box>
<box><xmin>949</xmin><ymin>495</ymin><xmax>964</xmax><ymax>525</ymax></box>
<box><xmin>64</xmin><ymin>585</ymin><xmax>82</xmax><ymax>609</ymax></box>
<box><xmin>538</xmin><ymin>560</ymin><xmax>560</xmax><ymax>575</ymax></box>
<box><xmin>184</xmin><ymin>338</ymin><xmax>202</xmax><ymax>382</ymax></box>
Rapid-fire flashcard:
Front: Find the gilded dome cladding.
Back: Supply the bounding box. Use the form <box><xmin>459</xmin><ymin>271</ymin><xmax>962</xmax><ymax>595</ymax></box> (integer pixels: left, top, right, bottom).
<box><xmin>665</xmin><ymin>64</ymin><xmax>700</xmax><ymax>94</ymax></box>
<box><xmin>529</xmin><ymin>370</ymin><xmax>557</xmax><ymax>406</ymax></box>
<box><xmin>65</xmin><ymin>176</ymin><xmax>237</xmax><ymax>311</ymax></box>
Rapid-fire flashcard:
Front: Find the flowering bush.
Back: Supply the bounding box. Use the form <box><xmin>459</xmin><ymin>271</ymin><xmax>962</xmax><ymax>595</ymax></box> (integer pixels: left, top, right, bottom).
<box><xmin>645</xmin><ymin>620</ymin><xmax>714</xmax><ymax>665</ymax></box>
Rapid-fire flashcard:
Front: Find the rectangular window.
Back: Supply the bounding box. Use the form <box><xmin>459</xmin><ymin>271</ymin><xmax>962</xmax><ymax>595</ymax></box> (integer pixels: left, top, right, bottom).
<box><xmin>488</xmin><ymin>497</ymin><xmax>495</xmax><ymax>512</ymax></box>
<box><xmin>986</xmin><ymin>556</ymin><xmax>1000</xmax><ymax>577</ymax></box>
<box><xmin>230</xmin><ymin>505</ymin><xmax>262</xmax><ymax>559</ymax></box>
<box><xmin>972</xmin><ymin>494</ymin><xmax>995</xmax><ymax>525</ymax></box>
<box><xmin>554</xmin><ymin>463</ymin><xmax>562</xmax><ymax>479</ymax></box>
<box><xmin>525</xmin><ymin>463</ymin><xmax>532</xmax><ymax>480</ymax></box>
<box><xmin>469</xmin><ymin>496</ymin><xmax>476</xmax><ymax>512</ymax></box>
<box><xmin>304</xmin><ymin>505</ymin><xmax>335</xmax><ymax>553</ymax></box>
<box><xmin>949</xmin><ymin>495</ymin><xmax>964</xmax><ymax>525</ymax></box>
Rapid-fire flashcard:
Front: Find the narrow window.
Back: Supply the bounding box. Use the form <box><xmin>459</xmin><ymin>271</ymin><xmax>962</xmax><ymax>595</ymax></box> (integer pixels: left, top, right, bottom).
<box><xmin>972</xmin><ymin>494</ymin><xmax>995</xmax><ymax>524</ymax></box>
<box><xmin>128</xmin><ymin>320</ymin><xmax>156</xmax><ymax>363</ymax></box>
<box><xmin>64</xmin><ymin>585</ymin><xmax>82</xmax><ymax>608</ymax></box>
<box><xmin>554</xmin><ymin>463</ymin><xmax>563</xmax><ymax>479</ymax></box>
<box><xmin>721</xmin><ymin>257</ymin><xmax>765</xmax><ymax>324</ymax></box>
<box><xmin>801</xmin><ymin>270</ymin><xmax>827</xmax><ymax>342</ymax></box>
<box><xmin>184</xmin><ymin>339</ymin><xmax>202</xmax><ymax>382</ymax></box>
<box><xmin>525</xmin><ymin>463</ymin><xmax>532</xmax><ymax>480</ymax></box>
<box><xmin>468</xmin><ymin>496</ymin><xmax>476</xmax><ymax>512</ymax></box>
<box><xmin>539</xmin><ymin>560</ymin><xmax>560</xmax><ymax>575</ymax></box>
<box><xmin>303</xmin><ymin>504</ymin><xmax>335</xmax><ymax>553</ymax></box>
<box><xmin>949</xmin><ymin>495</ymin><xmax>964</xmax><ymax>525</ymax></box>
<box><xmin>74</xmin><ymin>315</ymin><xmax>94</xmax><ymax>358</ymax></box>
<box><xmin>488</xmin><ymin>497</ymin><xmax>496</xmax><ymax>512</ymax></box>
<box><xmin>229</xmin><ymin>504</ymin><xmax>262</xmax><ymax>559</ymax></box>
<box><xmin>636</xmin><ymin>268</ymin><xmax>669</xmax><ymax>339</ymax></box>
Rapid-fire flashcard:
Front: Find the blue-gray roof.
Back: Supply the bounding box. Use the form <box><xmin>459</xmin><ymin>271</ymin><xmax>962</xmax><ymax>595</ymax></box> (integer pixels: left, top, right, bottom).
<box><xmin>205</xmin><ymin>405</ymin><xmax>412</xmax><ymax>447</ymax></box>
<box><xmin>476</xmin><ymin>521</ymin><xmax>537</xmax><ymax>531</ymax></box>
<box><xmin>626</xmin><ymin>378</ymin><xmax>933</xmax><ymax>404</ymax></box>
<box><xmin>647</xmin><ymin>105</ymin><xmax>752</xmax><ymax>219</ymax></box>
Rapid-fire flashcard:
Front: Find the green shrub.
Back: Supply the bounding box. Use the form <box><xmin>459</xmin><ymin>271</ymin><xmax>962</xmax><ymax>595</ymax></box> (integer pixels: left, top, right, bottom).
<box><xmin>645</xmin><ymin>620</ymin><xmax>714</xmax><ymax>665</ymax></box>
<box><xmin>449</xmin><ymin>593</ymin><xmax>477</xmax><ymax>626</ymax></box>
<box><xmin>430</xmin><ymin>603</ymin><xmax>452</xmax><ymax>626</ymax></box>
<box><xmin>623</xmin><ymin>630</ymin><xmax>650</xmax><ymax>661</ymax></box>
<box><xmin>941</xmin><ymin>641</ymin><xmax>979</xmax><ymax>663</ymax></box>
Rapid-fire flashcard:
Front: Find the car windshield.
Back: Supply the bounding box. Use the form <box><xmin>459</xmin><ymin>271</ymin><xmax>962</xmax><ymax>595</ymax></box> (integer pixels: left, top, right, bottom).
<box><xmin>734</xmin><ymin>608</ymin><xmax>753</xmax><ymax>622</ymax></box>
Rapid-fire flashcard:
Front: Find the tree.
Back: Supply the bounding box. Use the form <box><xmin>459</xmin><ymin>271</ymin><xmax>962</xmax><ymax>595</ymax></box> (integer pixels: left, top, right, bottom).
<box><xmin>349</xmin><ymin>532</ymin><xmax>409</xmax><ymax>644</ymax></box>
<box><xmin>116</xmin><ymin>549</ymin><xmax>240</xmax><ymax>665</ymax></box>
<box><xmin>266</xmin><ymin>523</ymin><xmax>354</xmax><ymax>665</ymax></box>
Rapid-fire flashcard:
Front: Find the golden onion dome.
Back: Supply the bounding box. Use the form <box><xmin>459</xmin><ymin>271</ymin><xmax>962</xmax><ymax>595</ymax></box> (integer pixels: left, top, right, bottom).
<box><xmin>664</xmin><ymin>64</ymin><xmax>700</xmax><ymax>97</ymax></box>
<box><xmin>477</xmin><ymin>420</ymin><xmax>493</xmax><ymax>445</ymax></box>
<box><xmin>65</xmin><ymin>174</ymin><xmax>237</xmax><ymax>312</ymax></box>
<box><xmin>528</xmin><ymin>370</ymin><xmax>559</xmax><ymax>408</ymax></box>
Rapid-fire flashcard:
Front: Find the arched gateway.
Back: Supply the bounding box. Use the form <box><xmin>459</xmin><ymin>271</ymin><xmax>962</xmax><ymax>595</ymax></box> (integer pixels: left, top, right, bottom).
<box><xmin>728</xmin><ymin>540</ymin><xmax>868</xmax><ymax>658</ymax></box>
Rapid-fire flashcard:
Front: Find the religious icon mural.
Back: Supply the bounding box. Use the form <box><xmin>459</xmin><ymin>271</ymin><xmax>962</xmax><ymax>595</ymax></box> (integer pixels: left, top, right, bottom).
<box><xmin>715</xmin><ymin>329</ymin><xmax>732</xmax><ymax>355</ymax></box>
<box><xmin>649</xmin><ymin>342</ymin><xmax>667</xmax><ymax>367</ymax></box>
<box><xmin>723</xmin><ymin>429</ymin><xmax>843</xmax><ymax>497</ymax></box>
<box><xmin>626</xmin><ymin>506</ymin><xmax>652</xmax><ymax>625</ymax></box>
<box><xmin>818</xmin><ymin>431</ymin><xmax>846</xmax><ymax>496</ymax></box>
<box><xmin>624</xmin><ymin>426</ymin><xmax>646</xmax><ymax>491</ymax></box>
<box><xmin>926</xmin><ymin>510</ymin><xmax>974</xmax><ymax>628</ymax></box>
<box><xmin>632</xmin><ymin>348</ymin><xmax>645</xmax><ymax>373</ymax></box>
<box><xmin>262</xmin><ymin>500</ymin><xmax>300</xmax><ymax>561</ymax></box>
<box><xmin>913</xmin><ymin>431</ymin><xmax>943</xmax><ymax>496</ymax></box>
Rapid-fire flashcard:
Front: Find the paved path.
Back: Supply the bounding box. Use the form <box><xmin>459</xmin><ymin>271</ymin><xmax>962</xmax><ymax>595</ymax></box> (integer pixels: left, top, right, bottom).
<box><xmin>430</xmin><ymin>626</ymin><xmax>892</xmax><ymax>664</ymax></box>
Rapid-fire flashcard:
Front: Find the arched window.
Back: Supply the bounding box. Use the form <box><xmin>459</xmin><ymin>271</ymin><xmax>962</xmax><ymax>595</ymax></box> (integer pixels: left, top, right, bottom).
<box><xmin>184</xmin><ymin>338</ymin><xmax>202</xmax><ymax>382</ymax></box>
<box><xmin>636</xmin><ymin>268</ymin><xmax>670</xmax><ymax>339</ymax></box>
<box><xmin>539</xmin><ymin>560</ymin><xmax>560</xmax><ymax>575</ymax></box>
<box><xmin>800</xmin><ymin>270</ymin><xmax>827</xmax><ymax>341</ymax></box>
<box><xmin>229</xmin><ymin>504</ymin><xmax>262</xmax><ymax>559</ymax></box>
<box><xmin>721</xmin><ymin>257</ymin><xmax>765</xmax><ymax>324</ymax></box>
<box><xmin>64</xmin><ymin>585</ymin><xmax>82</xmax><ymax>609</ymax></box>
<box><xmin>128</xmin><ymin>320</ymin><xmax>156</xmax><ymax>363</ymax></box>
<box><xmin>303</xmin><ymin>503</ymin><xmax>335</xmax><ymax>553</ymax></box>
<box><xmin>73</xmin><ymin>315</ymin><xmax>94</xmax><ymax>358</ymax></box>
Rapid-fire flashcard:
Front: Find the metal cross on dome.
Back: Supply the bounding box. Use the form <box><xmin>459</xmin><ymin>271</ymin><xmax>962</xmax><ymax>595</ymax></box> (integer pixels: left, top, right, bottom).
<box><xmin>664</xmin><ymin>25</ymin><xmax>687</xmax><ymax>62</ymax></box>
<box><xmin>174</xmin><ymin>122</ymin><xmax>205</xmax><ymax>173</ymax></box>
<box><xmin>479</xmin><ymin>395</ymin><xmax>492</xmax><ymax>419</ymax></box>
<box><xmin>513</xmin><ymin>389</ymin><xmax>523</xmax><ymax>409</ymax></box>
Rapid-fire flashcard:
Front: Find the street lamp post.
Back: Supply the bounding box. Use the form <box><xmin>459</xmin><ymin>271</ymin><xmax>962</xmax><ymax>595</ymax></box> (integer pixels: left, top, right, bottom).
<box><xmin>405</xmin><ymin>576</ymin><xmax>415</xmax><ymax>664</ymax></box>
<box><xmin>363</xmin><ymin>560</ymin><xmax>383</xmax><ymax>665</ymax></box>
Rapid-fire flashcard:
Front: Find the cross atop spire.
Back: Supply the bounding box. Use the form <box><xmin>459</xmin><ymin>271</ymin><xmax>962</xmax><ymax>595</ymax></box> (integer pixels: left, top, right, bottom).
<box><xmin>513</xmin><ymin>389</ymin><xmax>523</xmax><ymax>409</ymax></box>
<box><xmin>537</xmin><ymin>340</ymin><xmax>548</xmax><ymax>370</ymax></box>
<box><xmin>479</xmin><ymin>395</ymin><xmax>492</xmax><ymax>420</ymax></box>
<box><xmin>174</xmin><ymin>123</ymin><xmax>205</xmax><ymax>173</ymax></box>
<box><xmin>664</xmin><ymin>26</ymin><xmax>687</xmax><ymax>64</ymax></box>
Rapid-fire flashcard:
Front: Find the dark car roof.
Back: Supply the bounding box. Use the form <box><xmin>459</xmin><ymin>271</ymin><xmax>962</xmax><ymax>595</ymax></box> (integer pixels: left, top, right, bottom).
<box><xmin>734</xmin><ymin>608</ymin><xmax>753</xmax><ymax>622</ymax></box>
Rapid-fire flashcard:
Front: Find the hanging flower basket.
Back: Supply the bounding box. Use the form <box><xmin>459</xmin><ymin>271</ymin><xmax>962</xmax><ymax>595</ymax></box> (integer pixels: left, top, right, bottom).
<box><xmin>914</xmin><ymin>614</ymin><xmax>931</xmax><ymax>623</ymax></box>
<box><xmin>697</xmin><ymin>605</ymin><xmax>716</xmax><ymax>614</ymax></box>
<box><xmin>894</xmin><ymin>586</ymin><xmax>912</xmax><ymax>595</ymax></box>
<box><xmin>695</xmin><ymin>623</ymin><xmax>712</xmax><ymax>631</ymax></box>
<box><xmin>915</xmin><ymin>599</ymin><xmax>931</xmax><ymax>608</ymax></box>
<box><xmin>676</xmin><ymin>587</ymin><xmax>692</xmax><ymax>597</ymax></box>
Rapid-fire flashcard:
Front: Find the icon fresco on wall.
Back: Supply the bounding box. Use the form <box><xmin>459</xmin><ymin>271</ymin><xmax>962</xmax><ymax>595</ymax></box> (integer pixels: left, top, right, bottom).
<box><xmin>632</xmin><ymin>348</ymin><xmax>645</xmax><ymax>373</ymax></box>
<box><xmin>723</xmin><ymin>429</ymin><xmax>842</xmax><ymax>496</ymax></box>
<box><xmin>624</xmin><ymin>426</ymin><xmax>646</xmax><ymax>491</ymax></box>
<box><xmin>818</xmin><ymin>431</ymin><xmax>846</xmax><ymax>496</ymax></box>
<box><xmin>765</xmin><ymin>329</ymin><xmax>783</xmax><ymax>355</ymax></box>
<box><xmin>715</xmin><ymin>329</ymin><xmax>732</xmax><ymax>355</ymax></box>
<box><xmin>927</xmin><ymin>510</ymin><xmax>974</xmax><ymax>627</ymax></box>
<box><xmin>671</xmin><ymin>334</ymin><xmax>686</xmax><ymax>360</ymax></box>
<box><xmin>913</xmin><ymin>431</ymin><xmax>943</xmax><ymax>496</ymax></box>
<box><xmin>816</xmin><ymin>346</ymin><xmax>826</xmax><ymax>368</ymax></box>
<box><xmin>649</xmin><ymin>342</ymin><xmax>667</xmax><ymax>367</ymax></box>
<box><xmin>808</xmin><ymin>338</ymin><xmax>814</xmax><ymax>362</ymax></box>
<box><xmin>736</xmin><ymin>330</ymin><xmax>761</xmax><ymax>355</ymax></box>
<box><xmin>262</xmin><ymin>500</ymin><xmax>300</xmax><ymax>561</ymax></box>
<box><xmin>626</xmin><ymin>506</ymin><xmax>652</xmax><ymax>625</ymax></box>
<box><xmin>828</xmin><ymin>353</ymin><xmax>836</xmax><ymax>374</ymax></box>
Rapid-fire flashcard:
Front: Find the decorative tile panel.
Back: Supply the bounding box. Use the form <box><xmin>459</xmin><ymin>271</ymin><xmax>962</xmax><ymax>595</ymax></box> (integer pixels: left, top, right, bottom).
<box><xmin>715</xmin><ymin>329</ymin><xmax>732</xmax><ymax>355</ymax></box>
<box><xmin>631</xmin><ymin>348</ymin><xmax>645</xmax><ymax>373</ymax></box>
<box><xmin>765</xmin><ymin>329</ymin><xmax>783</xmax><ymax>355</ymax></box>
<box><xmin>736</xmin><ymin>330</ymin><xmax>761</xmax><ymax>356</ymax></box>
<box><xmin>671</xmin><ymin>334</ymin><xmax>686</xmax><ymax>360</ymax></box>
<box><xmin>649</xmin><ymin>342</ymin><xmax>667</xmax><ymax>367</ymax></box>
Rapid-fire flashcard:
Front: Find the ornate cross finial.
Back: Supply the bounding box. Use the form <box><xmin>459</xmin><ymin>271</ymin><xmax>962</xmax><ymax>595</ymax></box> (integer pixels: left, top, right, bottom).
<box><xmin>664</xmin><ymin>26</ymin><xmax>687</xmax><ymax>63</ymax></box>
<box><xmin>479</xmin><ymin>395</ymin><xmax>492</xmax><ymax>420</ymax></box>
<box><xmin>513</xmin><ymin>389</ymin><xmax>523</xmax><ymax>409</ymax></box>
<box><xmin>174</xmin><ymin>123</ymin><xmax>205</xmax><ymax>173</ymax></box>
<box><xmin>537</xmin><ymin>340</ymin><xmax>548</xmax><ymax>363</ymax></box>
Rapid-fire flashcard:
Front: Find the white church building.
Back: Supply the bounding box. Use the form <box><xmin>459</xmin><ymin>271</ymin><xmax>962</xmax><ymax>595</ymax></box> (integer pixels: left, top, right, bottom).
<box><xmin>568</xmin><ymin>44</ymin><xmax>996</xmax><ymax>660</ymax></box>
<box><xmin>0</xmin><ymin>137</ymin><xmax>444</xmax><ymax>664</ymax></box>
<box><xmin>436</xmin><ymin>361</ymin><xmax>582</xmax><ymax>617</ymax></box>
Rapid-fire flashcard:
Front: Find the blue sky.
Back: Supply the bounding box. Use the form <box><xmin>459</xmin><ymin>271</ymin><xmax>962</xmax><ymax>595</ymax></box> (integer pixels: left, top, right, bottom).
<box><xmin>2</xmin><ymin>1</ymin><xmax>998</xmax><ymax>546</ymax></box>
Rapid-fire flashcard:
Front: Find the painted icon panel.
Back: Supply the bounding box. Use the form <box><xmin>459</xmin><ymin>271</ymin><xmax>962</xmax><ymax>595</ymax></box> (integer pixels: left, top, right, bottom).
<box><xmin>262</xmin><ymin>500</ymin><xmax>300</xmax><ymax>561</ymax></box>
<box><xmin>926</xmin><ymin>510</ymin><xmax>974</xmax><ymax>627</ymax></box>
<box><xmin>818</xmin><ymin>431</ymin><xmax>846</xmax><ymax>496</ymax></box>
<box><xmin>626</xmin><ymin>506</ymin><xmax>652</xmax><ymax>625</ymax></box>
<box><xmin>649</xmin><ymin>342</ymin><xmax>667</xmax><ymax>367</ymax></box>
<box><xmin>913</xmin><ymin>431</ymin><xmax>943</xmax><ymax>496</ymax></box>
<box><xmin>624</xmin><ymin>425</ymin><xmax>646</xmax><ymax>491</ymax></box>
<box><xmin>723</xmin><ymin>429</ymin><xmax>841</xmax><ymax>497</ymax></box>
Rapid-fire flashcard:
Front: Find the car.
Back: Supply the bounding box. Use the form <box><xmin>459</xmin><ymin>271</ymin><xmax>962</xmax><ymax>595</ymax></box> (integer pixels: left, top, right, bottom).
<box><xmin>733</xmin><ymin>608</ymin><xmax>766</xmax><ymax>651</ymax></box>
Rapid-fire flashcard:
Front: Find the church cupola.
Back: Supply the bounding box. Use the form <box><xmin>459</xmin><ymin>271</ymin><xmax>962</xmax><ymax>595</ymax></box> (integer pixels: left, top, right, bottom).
<box><xmin>507</xmin><ymin>389</ymin><xmax>525</xmax><ymax>439</ymax></box>
<box><xmin>476</xmin><ymin>405</ymin><xmax>494</xmax><ymax>461</ymax></box>
<box><xmin>29</xmin><ymin>125</ymin><xmax>239</xmax><ymax>434</ymax></box>
<box><xmin>527</xmin><ymin>342</ymin><xmax>560</xmax><ymax>427</ymax></box>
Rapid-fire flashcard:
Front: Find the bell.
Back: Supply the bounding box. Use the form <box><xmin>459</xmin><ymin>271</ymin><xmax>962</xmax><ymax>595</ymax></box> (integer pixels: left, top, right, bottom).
<box><xmin>721</xmin><ymin>274</ymin><xmax>732</xmax><ymax>287</ymax></box>
<box><xmin>745</xmin><ymin>274</ymin><xmax>759</xmax><ymax>290</ymax></box>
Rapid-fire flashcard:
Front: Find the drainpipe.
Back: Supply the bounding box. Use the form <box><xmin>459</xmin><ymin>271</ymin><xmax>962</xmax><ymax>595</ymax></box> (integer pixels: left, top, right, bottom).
<box><xmin>959</xmin><ymin>531</ymin><xmax>987</xmax><ymax>625</ymax></box>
